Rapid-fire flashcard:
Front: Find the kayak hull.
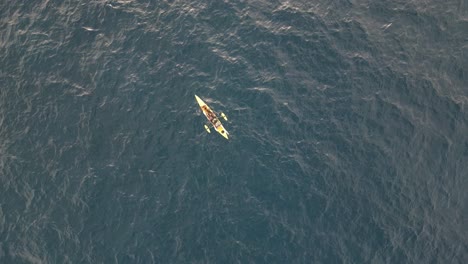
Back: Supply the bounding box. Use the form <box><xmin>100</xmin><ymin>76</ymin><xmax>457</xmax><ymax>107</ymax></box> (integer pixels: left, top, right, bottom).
<box><xmin>195</xmin><ymin>95</ymin><xmax>229</xmax><ymax>139</ymax></box>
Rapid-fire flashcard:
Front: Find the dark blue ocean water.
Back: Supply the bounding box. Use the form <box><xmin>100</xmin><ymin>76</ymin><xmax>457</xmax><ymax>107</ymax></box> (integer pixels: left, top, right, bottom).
<box><xmin>1</xmin><ymin>0</ymin><xmax>467</xmax><ymax>263</ymax></box>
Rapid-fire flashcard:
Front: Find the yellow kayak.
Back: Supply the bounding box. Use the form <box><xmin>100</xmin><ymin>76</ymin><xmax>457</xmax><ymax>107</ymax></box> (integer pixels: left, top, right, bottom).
<box><xmin>195</xmin><ymin>95</ymin><xmax>229</xmax><ymax>139</ymax></box>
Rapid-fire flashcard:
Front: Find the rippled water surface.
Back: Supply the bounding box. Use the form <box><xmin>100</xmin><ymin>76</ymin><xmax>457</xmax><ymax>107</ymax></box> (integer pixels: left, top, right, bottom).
<box><xmin>1</xmin><ymin>0</ymin><xmax>467</xmax><ymax>263</ymax></box>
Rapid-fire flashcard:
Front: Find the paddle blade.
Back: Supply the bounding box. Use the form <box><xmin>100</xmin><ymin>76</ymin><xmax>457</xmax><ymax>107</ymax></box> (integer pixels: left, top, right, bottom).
<box><xmin>221</xmin><ymin>112</ymin><xmax>228</xmax><ymax>121</ymax></box>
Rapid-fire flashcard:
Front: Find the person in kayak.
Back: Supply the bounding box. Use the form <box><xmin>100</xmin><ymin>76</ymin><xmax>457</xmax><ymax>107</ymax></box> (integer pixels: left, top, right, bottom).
<box><xmin>203</xmin><ymin>106</ymin><xmax>218</xmax><ymax>124</ymax></box>
<box><xmin>212</xmin><ymin>118</ymin><xmax>221</xmax><ymax>128</ymax></box>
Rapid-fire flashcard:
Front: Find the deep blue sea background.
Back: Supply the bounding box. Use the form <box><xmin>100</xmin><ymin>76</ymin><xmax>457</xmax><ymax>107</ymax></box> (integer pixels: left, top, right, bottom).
<box><xmin>1</xmin><ymin>0</ymin><xmax>467</xmax><ymax>263</ymax></box>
